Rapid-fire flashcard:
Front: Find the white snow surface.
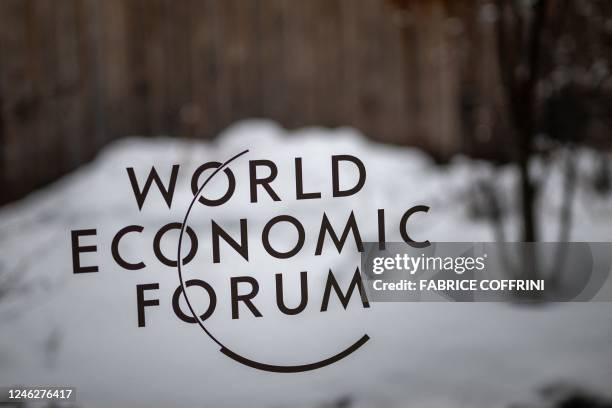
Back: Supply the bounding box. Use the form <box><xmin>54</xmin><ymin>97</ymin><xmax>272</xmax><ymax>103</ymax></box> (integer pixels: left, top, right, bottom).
<box><xmin>0</xmin><ymin>120</ymin><xmax>611</xmax><ymax>408</ymax></box>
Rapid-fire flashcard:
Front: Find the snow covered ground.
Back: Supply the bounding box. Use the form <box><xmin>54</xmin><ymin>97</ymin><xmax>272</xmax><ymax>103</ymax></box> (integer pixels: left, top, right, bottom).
<box><xmin>0</xmin><ymin>120</ymin><xmax>611</xmax><ymax>407</ymax></box>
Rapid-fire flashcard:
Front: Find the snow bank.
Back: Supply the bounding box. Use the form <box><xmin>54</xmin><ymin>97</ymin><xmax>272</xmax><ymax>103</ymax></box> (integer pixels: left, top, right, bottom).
<box><xmin>0</xmin><ymin>120</ymin><xmax>611</xmax><ymax>408</ymax></box>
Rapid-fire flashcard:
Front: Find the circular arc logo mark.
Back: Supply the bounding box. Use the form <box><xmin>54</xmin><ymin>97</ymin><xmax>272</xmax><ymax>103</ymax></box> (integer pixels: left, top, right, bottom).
<box><xmin>176</xmin><ymin>149</ymin><xmax>369</xmax><ymax>373</ymax></box>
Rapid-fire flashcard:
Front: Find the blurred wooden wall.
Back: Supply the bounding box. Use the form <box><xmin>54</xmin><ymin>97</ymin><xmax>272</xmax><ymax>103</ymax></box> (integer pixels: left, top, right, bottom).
<box><xmin>0</xmin><ymin>0</ymin><xmax>500</xmax><ymax>204</ymax></box>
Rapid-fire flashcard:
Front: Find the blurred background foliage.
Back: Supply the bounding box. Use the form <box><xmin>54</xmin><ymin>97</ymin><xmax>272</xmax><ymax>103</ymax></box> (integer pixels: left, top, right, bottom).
<box><xmin>1</xmin><ymin>0</ymin><xmax>611</xmax><ymax>208</ymax></box>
